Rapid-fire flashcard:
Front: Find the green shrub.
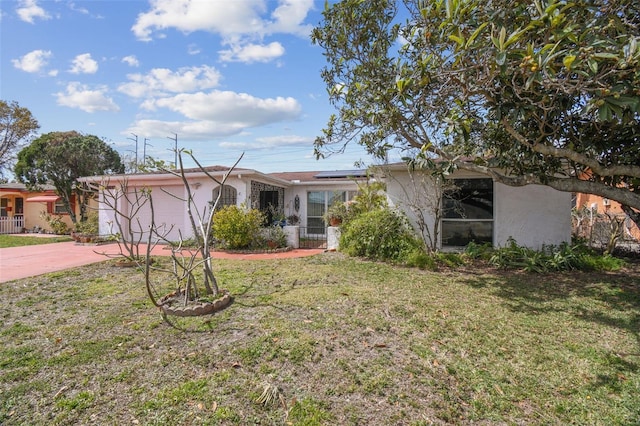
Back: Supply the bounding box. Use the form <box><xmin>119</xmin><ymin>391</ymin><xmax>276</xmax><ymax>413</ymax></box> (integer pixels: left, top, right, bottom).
<box><xmin>404</xmin><ymin>248</ymin><xmax>438</xmax><ymax>270</ymax></box>
<box><xmin>577</xmin><ymin>253</ymin><xmax>625</xmax><ymax>271</ymax></box>
<box><xmin>488</xmin><ymin>238</ymin><xmax>624</xmax><ymax>272</ymax></box>
<box><xmin>75</xmin><ymin>213</ymin><xmax>99</xmax><ymax>235</ymax></box>
<box><xmin>40</xmin><ymin>212</ymin><xmax>69</xmax><ymax>235</ymax></box>
<box><xmin>464</xmin><ymin>241</ymin><xmax>494</xmax><ymax>260</ymax></box>
<box><xmin>435</xmin><ymin>252</ymin><xmax>466</xmax><ymax>268</ymax></box>
<box><xmin>347</xmin><ymin>180</ymin><xmax>387</xmax><ymax>220</ymax></box>
<box><xmin>212</xmin><ymin>206</ymin><xmax>264</xmax><ymax>249</ymax></box>
<box><xmin>260</xmin><ymin>226</ymin><xmax>288</xmax><ymax>249</ymax></box>
<box><xmin>339</xmin><ymin>208</ymin><xmax>421</xmax><ymax>262</ymax></box>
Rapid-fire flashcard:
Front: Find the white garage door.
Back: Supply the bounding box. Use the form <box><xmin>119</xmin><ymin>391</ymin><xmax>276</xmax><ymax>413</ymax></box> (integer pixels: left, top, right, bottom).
<box><xmin>137</xmin><ymin>185</ymin><xmax>186</xmax><ymax>243</ymax></box>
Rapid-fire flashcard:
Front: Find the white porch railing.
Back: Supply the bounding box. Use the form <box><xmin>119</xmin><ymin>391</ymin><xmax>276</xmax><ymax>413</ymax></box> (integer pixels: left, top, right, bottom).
<box><xmin>0</xmin><ymin>216</ymin><xmax>25</xmax><ymax>234</ymax></box>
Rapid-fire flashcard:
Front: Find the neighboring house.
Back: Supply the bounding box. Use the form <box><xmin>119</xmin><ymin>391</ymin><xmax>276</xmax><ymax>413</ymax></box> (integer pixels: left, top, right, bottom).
<box><xmin>81</xmin><ymin>167</ymin><xmax>365</xmax><ymax>243</ymax></box>
<box><xmin>574</xmin><ymin>192</ymin><xmax>640</xmax><ymax>240</ymax></box>
<box><xmin>0</xmin><ymin>183</ymin><xmax>73</xmax><ymax>234</ymax></box>
<box><xmin>382</xmin><ymin>163</ymin><xmax>572</xmax><ymax>250</ymax></box>
<box><xmin>84</xmin><ymin>163</ymin><xmax>572</xmax><ymax>250</ymax></box>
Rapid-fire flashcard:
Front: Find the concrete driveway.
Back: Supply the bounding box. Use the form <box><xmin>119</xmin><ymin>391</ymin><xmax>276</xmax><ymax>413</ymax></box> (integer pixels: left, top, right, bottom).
<box><xmin>0</xmin><ymin>241</ymin><xmax>323</xmax><ymax>283</ymax></box>
<box><xmin>0</xmin><ymin>241</ymin><xmax>110</xmax><ymax>282</ymax></box>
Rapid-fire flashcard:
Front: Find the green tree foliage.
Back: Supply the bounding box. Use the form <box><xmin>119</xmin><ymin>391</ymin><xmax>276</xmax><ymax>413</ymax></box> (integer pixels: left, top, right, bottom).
<box><xmin>138</xmin><ymin>156</ymin><xmax>174</xmax><ymax>173</ymax></box>
<box><xmin>0</xmin><ymin>100</ymin><xmax>39</xmax><ymax>176</ymax></box>
<box><xmin>312</xmin><ymin>0</ymin><xmax>640</xmax><ymax>225</ymax></box>
<box><xmin>15</xmin><ymin>131</ymin><xmax>123</xmax><ymax>224</ymax></box>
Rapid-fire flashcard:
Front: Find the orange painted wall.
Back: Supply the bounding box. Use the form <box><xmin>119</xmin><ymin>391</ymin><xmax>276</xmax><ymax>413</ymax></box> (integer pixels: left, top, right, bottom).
<box><xmin>574</xmin><ymin>192</ymin><xmax>640</xmax><ymax>240</ymax></box>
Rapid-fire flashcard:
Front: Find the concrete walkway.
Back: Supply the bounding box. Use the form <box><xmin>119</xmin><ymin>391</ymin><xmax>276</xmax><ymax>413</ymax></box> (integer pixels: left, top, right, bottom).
<box><xmin>0</xmin><ymin>241</ymin><xmax>324</xmax><ymax>283</ymax></box>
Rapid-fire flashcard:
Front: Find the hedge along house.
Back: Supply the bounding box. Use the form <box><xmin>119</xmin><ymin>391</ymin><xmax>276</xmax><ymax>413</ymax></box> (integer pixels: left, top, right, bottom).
<box><xmin>81</xmin><ymin>166</ymin><xmax>364</xmax><ymax>245</ymax></box>
<box><xmin>381</xmin><ymin>163</ymin><xmax>572</xmax><ymax>250</ymax></box>
<box><xmin>0</xmin><ymin>182</ymin><xmax>79</xmax><ymax>234</ymax></box>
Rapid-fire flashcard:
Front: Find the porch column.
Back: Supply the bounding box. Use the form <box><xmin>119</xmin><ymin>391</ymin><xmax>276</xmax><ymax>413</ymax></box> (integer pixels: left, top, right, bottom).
<box><xmin>283</xmin><ymin>225</ymin><xmax>299</xmax><ymax>249</ymax></box>
<box><xmin>327</xmin><ymin>226</ymin><xmax>340</xmax><ymax>251</ymax></box>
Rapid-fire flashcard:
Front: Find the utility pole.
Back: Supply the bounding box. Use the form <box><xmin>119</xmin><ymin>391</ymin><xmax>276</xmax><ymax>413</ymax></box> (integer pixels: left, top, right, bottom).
<box><xmin>127</xmin><ymin>133</ymin><xmax>138</xmax><ymax>172</ymax></box>
<box><xmin>167</xmin><ymin>133</ymin><xmax>178</xmax><ymax>168</ymax></box>
<box><xmin>143</xmin><ymin>138</ymin><xmax>152</xmax><ymax>164</ymax></box>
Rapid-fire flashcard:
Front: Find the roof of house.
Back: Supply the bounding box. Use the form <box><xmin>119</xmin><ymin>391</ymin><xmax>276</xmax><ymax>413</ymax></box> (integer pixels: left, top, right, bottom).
<box><xmin>146</xmin><ymin>165</ymin><xmax>254</xmax><ymax>175</ymax></box>
<box><xmin>0</xmin><ymin>183</ymin><xmax>29</xmax><ymax>190</ymax></box>
<box><xmin>0</xmin><ymin>182</ymin><xmax>57</xmax><ymax>192</ymax></box>
<box><xmin>81</xmin><ymin>167</ymin><xmax>368</xmax><ymax>186</ymax></box>
<box><xmin>268</xmin><ymin>169</ymin><xmax>367</xmax><ymax>182</ymax></box>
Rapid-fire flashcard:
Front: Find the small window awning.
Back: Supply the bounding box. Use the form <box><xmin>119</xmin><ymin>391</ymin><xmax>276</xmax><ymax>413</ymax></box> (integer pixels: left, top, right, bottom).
<box><xmin>26</xmin><ymin>195</ymin><xmax>61</xmax><ymax>203</ymax></box>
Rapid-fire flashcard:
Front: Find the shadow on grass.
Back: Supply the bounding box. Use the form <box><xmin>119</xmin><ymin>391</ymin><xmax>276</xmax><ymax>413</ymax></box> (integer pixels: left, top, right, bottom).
<box><xmin>460</xmin><ymin>265</ymin><xmax>640</xmax><ymax>368</ymax></box>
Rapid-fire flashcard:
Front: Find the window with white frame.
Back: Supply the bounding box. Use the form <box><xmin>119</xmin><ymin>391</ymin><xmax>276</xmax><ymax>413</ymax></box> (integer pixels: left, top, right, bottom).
<box><xmin>54</xmin><ymin>199</ymin><xmax>68</xmax><ymax>215</ymax></box>
<box><xmin>441</xmin><ymin>178</ymin><xmax>493</xmax><ymax>247</ymax></box>
<box><xmin>306</xmin><ymin>190</ymin><xmax>356</xmax><ymax>234</ymax></box>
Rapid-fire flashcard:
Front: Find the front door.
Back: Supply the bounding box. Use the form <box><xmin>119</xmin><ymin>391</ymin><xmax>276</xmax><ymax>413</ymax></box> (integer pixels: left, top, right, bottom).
<box><xmin>259</xmin><ymin>190</ymin><xmax>279</xmax><ymax>224</ymax></box>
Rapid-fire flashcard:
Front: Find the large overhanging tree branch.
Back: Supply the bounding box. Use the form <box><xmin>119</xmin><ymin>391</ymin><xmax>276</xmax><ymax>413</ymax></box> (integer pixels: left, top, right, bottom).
<box><xmin>312</xmin><ymin>0</ymin><xmax>640</xmax><ymax>224</ymax></box>
<box><xmin>498</xmin><ymin>119</ymin><xmax>640</xmax><ymax>178</ymax></box>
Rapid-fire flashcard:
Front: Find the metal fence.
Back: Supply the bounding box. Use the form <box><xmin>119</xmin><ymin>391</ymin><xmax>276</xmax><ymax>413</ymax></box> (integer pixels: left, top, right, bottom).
<box><xmin>0</xmin><ymin>216</ymin><xmax>25</xmax><ymax>234</ymax></box>
<box><xmin>298</xmin><ymin>226</ymin><xmax>327</xmax><ymax>249</ymax></box>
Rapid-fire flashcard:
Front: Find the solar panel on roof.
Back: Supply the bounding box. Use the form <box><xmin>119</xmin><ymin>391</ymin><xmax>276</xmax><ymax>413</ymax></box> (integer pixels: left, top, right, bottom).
<box><xmin>313</xmin><ymin>170</ymin><xmax>367</xmax><ymax>179</ymax></box>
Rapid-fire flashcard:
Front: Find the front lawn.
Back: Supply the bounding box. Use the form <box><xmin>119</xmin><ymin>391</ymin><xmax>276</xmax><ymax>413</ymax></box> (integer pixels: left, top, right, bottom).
<box><xmin>0</xmin><ymin>234</ymin><xmax>72</xmax><ymax>248</ymax></box>
<box><xmin>1</xmin><ymin>253</ymin><xmax>638</xmax><ymax>425</ymax></box>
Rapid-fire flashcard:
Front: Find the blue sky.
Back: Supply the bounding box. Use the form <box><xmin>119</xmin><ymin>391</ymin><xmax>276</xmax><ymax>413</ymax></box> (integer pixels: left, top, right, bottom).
<box><xmin>0</xmin><ymin>0</ymin><xmax>381</xmax><ymax>173</ymax></box>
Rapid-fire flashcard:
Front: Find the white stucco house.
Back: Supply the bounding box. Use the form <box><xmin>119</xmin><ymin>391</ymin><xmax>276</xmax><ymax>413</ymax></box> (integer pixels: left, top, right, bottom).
<box><xmin>82</xmin><ymin>162</ymin><xmax>571</xmax><ymax>250</ymax></box>
<box><xmin>382</xmin><ymin>163</ymin><xmax>572</xmax><ymax>250</ymax></box>
<box><xmin>81</xmin><ymin>166</ymin><xmax>365</xmax><ymax>246</ymax></box>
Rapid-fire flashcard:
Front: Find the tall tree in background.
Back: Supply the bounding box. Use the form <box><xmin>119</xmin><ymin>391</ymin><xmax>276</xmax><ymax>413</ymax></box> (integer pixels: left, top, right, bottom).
<box><xmin>0</xmin><ymin>100</ymin><xmax>40</xmax><ymax>177</ymax></box>
<box><xmin>15</xmin><ymin>131</ymin><xmax>124</xmax><ymax>224</ymax></box>
<box><xmin>312</xmin><ymin>0</ymin><xmax>640</xmax><ymax>225</ymax></box>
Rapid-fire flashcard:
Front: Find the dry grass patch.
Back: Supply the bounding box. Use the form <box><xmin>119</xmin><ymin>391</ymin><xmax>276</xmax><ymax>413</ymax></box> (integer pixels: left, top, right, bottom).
<box><xmin>0</xmin><ymin>253</ymin><xmax>638</xmax><ymax>425</ymax></box>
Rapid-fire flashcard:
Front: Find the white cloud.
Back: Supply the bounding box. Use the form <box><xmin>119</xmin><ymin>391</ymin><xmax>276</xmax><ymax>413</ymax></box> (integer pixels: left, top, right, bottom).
<box><xmin>132</xmin><ymin>0</ymin><xmax>264</xmax><ymax>41</ymax></box>
<box><xmin>127</xmin><ymin>90</ymin><xmax>302</xmax><ymax>140</ymax></box>
<box><xmin>16</xmin><ymin>0</ymin><xmax>50</xmax><ymax>23</ymax></box>
<box><xmin>266</xmin><ymin>0</ymin><xmax>314</xmax><ymax>36</ymax></box>
<box><xmin>153</xmin><ymin>91</ymin><xmax>301</xmax><ymax>124</ymax></box>
<box><xmin>55</xmin><ymin>82</ymin><xmax>119</xmax><ymax>113</ymax></box>
<box><xmin>122</xmin><ymin>55</ymin><xmax>140</xmax><ymax>67</ymax></box>
<box><xmin>220</xmin><ymin>134</ymin><xmax>312</xmax><ymax>149</ymax></box>
<box><xmin>118</xmin><ymin>65</ymin><xmax>222</xmax><ymax>98</ymax></box>
<box><xmin>11</xmin><ymin>49</ymin><xmax>52</xmax><ymax>73</ymax></box>
<box><xmin>68</xmin><ymin>2</ymin><xmax>89</xmax><ymax>15</ymax></box>
<box><xmin>219</xmin><ymin>41</ymin><xmax>285</xmax><ymax>63</ymax></box>
<box><xmin>131</xmin><ymin>0</ymin><xmax>313</xmax><ymax>63</ymax></box>
<box><xmin>256</xmin><ymin>134</ymin><xmax>312</xmax><ymax>145</ymax></box>
<box><xmin>127</xmin><ymin>119</ymin><xmax>249</xmax><ymax>140</ymax></box>
<box><xmin>69</xmin><ymin>53</ymin><xmax>98</xmax><ymax>74</ymax></box>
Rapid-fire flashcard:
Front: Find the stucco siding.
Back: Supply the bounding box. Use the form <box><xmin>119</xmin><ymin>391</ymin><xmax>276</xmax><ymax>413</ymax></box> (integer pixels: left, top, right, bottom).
<box><xmin>384</xmin><ymin>169</ymin><xmax>571</xmax><ymax>250</ymax></box>
<box><xmin>384</xmin><ymin>172</ymin><xmax>438</xmax><ymax>246</ymax></box>
<box><xmin>494</xmin><ymin>183</ymin><xmax>571</xmax><ymax>249</ymax></box>
<box><xmin>97</xmin><ymin>177</ymin><xmax>249</xmax><ymax>242</ymax></box>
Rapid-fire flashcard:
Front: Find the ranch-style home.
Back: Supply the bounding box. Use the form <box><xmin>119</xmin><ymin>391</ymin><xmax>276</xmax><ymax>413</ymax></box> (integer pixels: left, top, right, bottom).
<box><xmin>82</xmin><ymin>163</ymin><xmax>571</xmax><ymax>250</ymax></box>
<box><xmin>81</xmin><ymin>166</ymin><xmax>366</xmax><ymax>247</ymax></box>
<box><xmin>0</xmin><ymin>183</ymin><xmax>79</xmax><ymax>234</ymax></box>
